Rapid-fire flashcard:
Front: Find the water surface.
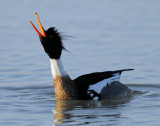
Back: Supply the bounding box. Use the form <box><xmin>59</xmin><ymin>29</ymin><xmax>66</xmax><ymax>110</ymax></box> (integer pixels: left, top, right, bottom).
<box><xmin>0</xmin><ymin>0</ymin><xmax>160</xmax><ymax>126</ymax></box>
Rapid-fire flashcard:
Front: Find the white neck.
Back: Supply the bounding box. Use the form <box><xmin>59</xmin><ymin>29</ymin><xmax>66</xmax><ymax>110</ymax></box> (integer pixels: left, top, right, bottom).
<box><xmin>50</xmin><ymin>58</ymin><xmax>67</xmax><ymax>78</ymax></box>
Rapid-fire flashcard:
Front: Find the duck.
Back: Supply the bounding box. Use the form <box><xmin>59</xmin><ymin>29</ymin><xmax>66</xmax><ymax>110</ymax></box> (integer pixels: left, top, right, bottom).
<box><xmin>29</xmin><ymin>13</ymin><xmax>134</xmax><ymax>100</ymax></box>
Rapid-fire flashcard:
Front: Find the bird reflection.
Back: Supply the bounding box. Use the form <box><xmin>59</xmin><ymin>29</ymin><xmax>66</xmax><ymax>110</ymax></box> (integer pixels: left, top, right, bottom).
<box><xmin>52</xmin><ymin>95</ymin><xmax>133</xmax><ymax>126</ymax></box>
<box><xmin>52</xmin><ymin>100</ymin><xmax>73</xmax><ymax>124</ymax></box>
<box><xmin>52</xmin><ymin>100</ymin><xmax>90</xmax><ymax>125</ymax></box>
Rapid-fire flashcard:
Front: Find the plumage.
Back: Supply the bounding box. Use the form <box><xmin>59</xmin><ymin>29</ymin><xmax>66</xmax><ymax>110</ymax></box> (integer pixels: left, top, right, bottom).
<box><xmin>30</xmin><ymin>13</ymin><xmax>134</xmax><ymax>100</ymax></box>
<box><xmin>74</xmin><ymin>69</ymin><xmax>133</xmax><ymax>99</ymax></box>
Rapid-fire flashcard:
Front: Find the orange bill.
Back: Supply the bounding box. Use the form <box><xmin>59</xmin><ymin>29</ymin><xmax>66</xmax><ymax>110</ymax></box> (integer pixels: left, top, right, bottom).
<box><xmin>35</xmin><ymin>13</ymin><xmax>46</xmax><ymax>37</ymax></box>
<box><xmin>29</xmin><ymin>20</ymin><xmax>43</xmax><ymax>37</ymax></box>
<box><xmin>29</xmin><ymin>13</ymin><xmax>46</xmax><ymax>37</ymax></box>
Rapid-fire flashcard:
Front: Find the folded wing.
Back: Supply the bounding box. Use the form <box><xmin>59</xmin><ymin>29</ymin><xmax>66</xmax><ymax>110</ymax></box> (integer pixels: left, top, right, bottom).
<box><xmin>73</xmin><ymin>69</ymin><xmax>134</xmax><ymax>98</ymax></box>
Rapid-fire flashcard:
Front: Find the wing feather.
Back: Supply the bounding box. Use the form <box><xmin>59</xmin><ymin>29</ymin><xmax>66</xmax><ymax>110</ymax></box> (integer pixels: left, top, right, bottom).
<box><xmin>89</xmin><ymin>73</ymin><xmax>120</xmax><ymax>93</ymax></box>
<box><xmin>73</xmin><ymin>69</ymin><xmax>134</xmax><ymax>97</ymax></box>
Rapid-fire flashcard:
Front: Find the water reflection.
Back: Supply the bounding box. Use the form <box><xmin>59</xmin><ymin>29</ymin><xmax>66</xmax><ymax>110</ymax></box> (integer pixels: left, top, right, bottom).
<box><xmin>52</xmin><ymin>96</ymin><xmax>133</xmax><ymax>125</ymax></box>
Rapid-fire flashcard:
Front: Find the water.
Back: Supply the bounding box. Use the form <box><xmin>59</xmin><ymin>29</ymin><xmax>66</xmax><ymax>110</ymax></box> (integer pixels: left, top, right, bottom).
<box><xmin>0</xmin><ymin>0</ymin><xmax>160</xmax><ymax>125</ymax></box>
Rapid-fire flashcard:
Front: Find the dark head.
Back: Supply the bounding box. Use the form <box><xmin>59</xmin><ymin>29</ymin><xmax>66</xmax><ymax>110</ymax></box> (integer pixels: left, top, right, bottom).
<box><xmin>30</xmin><ymin>13</ymin><xmax>65</xmax><ymax>59</ymax></box>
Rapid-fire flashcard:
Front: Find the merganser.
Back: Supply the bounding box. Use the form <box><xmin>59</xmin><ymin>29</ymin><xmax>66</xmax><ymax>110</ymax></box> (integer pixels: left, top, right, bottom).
<box><xmin>29</xmin><ymin>13</ymin><xmax>134</xmax><ymax>100</ymax></box>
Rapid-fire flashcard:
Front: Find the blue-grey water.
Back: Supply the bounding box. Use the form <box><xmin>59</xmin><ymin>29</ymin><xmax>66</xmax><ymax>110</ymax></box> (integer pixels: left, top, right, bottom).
<box><xmin>0</xmin><ymin>0</ymin><xmax>160</xmax><ymax>126</ymax></box>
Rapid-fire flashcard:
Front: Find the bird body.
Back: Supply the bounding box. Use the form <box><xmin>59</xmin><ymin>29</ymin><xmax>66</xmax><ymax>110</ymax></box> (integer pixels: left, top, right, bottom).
<box><xmin>30</xmin><ymin>13</ymin><xmax>134</xmax><ymax>100</ymax></box>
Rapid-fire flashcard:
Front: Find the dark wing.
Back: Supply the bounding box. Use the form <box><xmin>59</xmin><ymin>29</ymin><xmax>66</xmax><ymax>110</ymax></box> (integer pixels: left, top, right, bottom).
<box><xmin>74</xmin><ymin>69</ymin><xmax>134</xmax><ymax>86</ymax></box>
<box><xmin>73</xmin><ymin>69</ymin><xmax>134</xmax><ymax>99</ymax></box>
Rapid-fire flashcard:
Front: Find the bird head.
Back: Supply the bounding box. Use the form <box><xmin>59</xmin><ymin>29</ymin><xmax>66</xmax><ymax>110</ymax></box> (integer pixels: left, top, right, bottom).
<box><xmin>30</xmin><ymin>13</ymin><xmax>65</xmax><ymax>59</ymax></box>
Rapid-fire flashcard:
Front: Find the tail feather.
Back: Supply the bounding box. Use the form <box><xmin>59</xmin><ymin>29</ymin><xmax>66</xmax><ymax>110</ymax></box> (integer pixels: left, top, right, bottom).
<box><xmin>111</xmin><ymin>69</ymin><xmax>134</xmax><ymax>75</ymax></box>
